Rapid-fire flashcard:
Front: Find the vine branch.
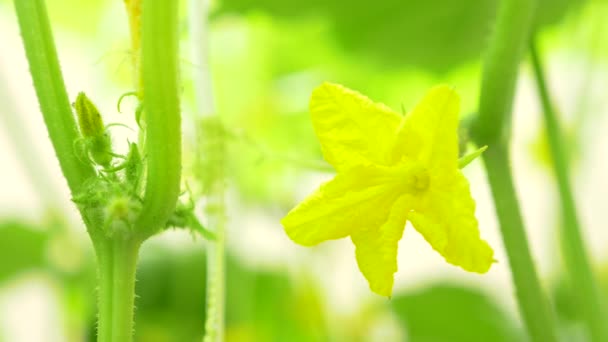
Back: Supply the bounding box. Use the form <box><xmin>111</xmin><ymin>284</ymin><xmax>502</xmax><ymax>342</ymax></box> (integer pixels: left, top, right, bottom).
<box><xmin>13</xmin><ymin>0</ymin><xmax>95</xmax><ymax>194</ymax></box>
<box><xmin>530</xmin><ymin>39</ymin><xmax>607</xmax><ymax>342</ymax></box>
<box><xmin>135</xmin><ymin>0</ymin><xmax>182</xmax><ymax>239</ymax></box>
<box><xmin>471</xmin><ymin>0</ymin><xmax>558</xmax><ymax>341</ymax></box>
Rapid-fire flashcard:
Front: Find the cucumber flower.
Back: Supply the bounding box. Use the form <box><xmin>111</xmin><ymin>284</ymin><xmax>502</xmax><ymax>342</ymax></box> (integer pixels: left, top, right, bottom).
<box><xmin>281</xmin><ymin>83</ymin><xmax>494</xmax><ymax>297</ymax></box>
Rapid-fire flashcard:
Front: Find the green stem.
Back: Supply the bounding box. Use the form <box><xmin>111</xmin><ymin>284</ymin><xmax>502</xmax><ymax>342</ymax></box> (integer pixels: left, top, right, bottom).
<box><xmin>196</xmin><ymin>119</ymin><xmax>226</xmax><ymax>342</ymax></box>
<box><xmin>482</xmin><ymin>147</ymin><xmax>558</xmax><ymax>342</ymax></box>
<box><xmin>473</xmin><ymin>0</ymin><xmax>536</xmax><ymax>146</ymax></box>
<box><xmin>203</xmin><ymin>198</ymin><xmax>226</xmax><ymax>342</ymax></box>
<box><xmin>189</xmin><ymin>1</ymin><xmax>226</xmax><ymax>340</ymax></box>
<box><xmin>14</xmin><ymin>1</ymin><xmax>180</xmax><ymax>341</ymax></box>
<box><xmin>96</xmin><ymin>237</ymin><xmax>141</xmax><ymax>342</ymax></box>
<box><xmin>471</xmin><ymin>0</ymin><xmax>558</xmax><ymax>341</ymax></box>
<box><xmin>135</xmin><ymin>0</ymin><xmax>182</xmax><ymax>238</ymax></box>
<box><xmin>530</xmin><ymin>41</ymin><xmax>607</xmax><ymax>342</ymax></box>
<box><xmin>12</xmin><ymin>0</ymin><xmax>95</xmax><ymax>194</ymax></box>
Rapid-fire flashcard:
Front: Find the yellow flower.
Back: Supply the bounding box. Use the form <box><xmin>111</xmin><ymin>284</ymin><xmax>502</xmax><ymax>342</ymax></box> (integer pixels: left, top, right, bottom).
<box><xmin>281</xmin><ymin>82</ymin><xmax>494</xmax><ymax>297</ymax></box>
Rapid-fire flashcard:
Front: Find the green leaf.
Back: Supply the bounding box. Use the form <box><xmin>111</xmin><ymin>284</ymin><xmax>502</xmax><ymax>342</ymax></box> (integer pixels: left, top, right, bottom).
<box><xmin>534</xmin><ymin>0</ymin><xmax>586</xmax><ymax>29</ymax></box>
<box><xmin>0</xmin><ymin>221</ymin><xmax>48</xmax><ymax>283</ymax></box>
<box><xmin>134</xmin><ymin>246</ymin><xmax>207</xmax><ymax>342</ymax></box>
<box><xmin>133</xmin><ymin>247</ymin><xmax>328</xmax><ymax>341</ymax></box>
<box><xmin>216</xmin><ymin>0</ymin><xmax>498</xmax><ymax>73</ymax></box>
<box><xmin>216</xmin><ymin>0</ymin><xmax>586</xmax><ymax>73</ymax></box>
<box><xmin>225</xmin><ymin>258</ymin><xmax>328</xmax><ymax>341</ymax></box>
<box><xmin>391</xmin><ymin>283</ymin><xmax>523</xmax><ymax>342</ymax></box>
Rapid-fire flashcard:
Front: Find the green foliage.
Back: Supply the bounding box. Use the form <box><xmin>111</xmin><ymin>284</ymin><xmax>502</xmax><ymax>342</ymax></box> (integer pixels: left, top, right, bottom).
<box><xmin>225</xmin><ymin>262</ymin><xmax>328</xmax><ymax>342</ymax></box>
<box><xmin>132</xmin><ymin>248</ymin><xmax>328</xmax><ymax>342</ymax></box>
<box><xmin>209</xmin><ymin>0</ymin><xmax>589</xmax><ymax>208</ymax></box>
<box><xmin>551</xmin><ymin>267</ymin><xmax>608</xmax><ymax>341</ymax></box>
<box><xmin>134</xmin><ymin>246</ymin><xmax>207</xmax><ymax>342</ymax></box>
<box><xmin>535</xmin><ymin>0</ymin><xmax>586</xmax><ymax>29</ymax></box>
<box><xmin>0</xmin><ymin>221</ymin><xmax>47</xmax><ymax>283</ymax></box>
<box><xmin>216</xmin><ymin>0</ymin><xmax>585</xmax><ymax>73</ymax></box>
<box><xmin>227</xmin><ymin>111</ymin><xmax>322</xmax><ymax>204</ymax></box>
<box><xmin>391</xmin><ymin>284</ymin><xmax>523</xmax><ymax>342</ymax></box>
<box><xmin>216</xmin><ymin>0</ymin><xmax>497</xmax><ymax>73</ymax></box>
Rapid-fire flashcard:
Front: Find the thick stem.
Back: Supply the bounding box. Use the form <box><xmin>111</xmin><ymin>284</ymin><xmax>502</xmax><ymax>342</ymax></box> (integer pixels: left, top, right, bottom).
<box><xmin>482</xmin><ymin>147</ymin><xmax>557</xmax><ymax>342</ymax></box>
<box><xmin>473</xmin><ymin>0</ymin><xmax>536</xmax><ymax>145</ymax></box>
<box><xmin>530</xmin><ymin>41</ymin><xmax>607</xmax><ymax>342</ymax></box>
<box><xmin>471</xmin><ymin>0</ymin><xmax>558</xmax><ymax>341</ymax></box>
<box><xmin>12</xmin><ymin>0</ymin><xmax>95</xmax><ymax>194</ymax></box>
<box><xmin>96</xmin><ymin>237</ymin><xmax>141</xmax><ymax>342</ymax></box>
<box><xmin>135</xmin><ymin>0</ymin><xmax>182</xmax><ymax>238</ymax></box>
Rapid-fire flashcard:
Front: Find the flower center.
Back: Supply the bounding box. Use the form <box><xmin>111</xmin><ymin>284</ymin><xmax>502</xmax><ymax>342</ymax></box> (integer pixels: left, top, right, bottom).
<box><xmin>403</xmin><ymin>163</ymin><xmax>430</xmax><ymax>193</ymax></box>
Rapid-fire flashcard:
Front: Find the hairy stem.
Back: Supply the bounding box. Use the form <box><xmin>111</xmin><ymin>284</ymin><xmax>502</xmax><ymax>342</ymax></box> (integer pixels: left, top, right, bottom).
<box><xmin>14</xmin><ymin>1</ymin><xmax>182</xmax><ymax>341</ymax></box>
<box><xmin>530</xmin><ymin>40</ymin><xmax>607</xmax><ymax>342</ymax></box>
<box><xmin>12</xmin><ymin>0</ymin><xmax>95</xmax><ymax>194</ymax></box>
<box><xmin>96</xmin><ymin>237</ymin><xmax>141</xmax><ymax>342</ymax></box>
<box><xmin>135</xmin><ymin>0</ymin><xmax>182</xmax><ymax>238</ymax></box>
<box><xmin>199</xmin><ymin>118</ymin><xmax>226</xmax><ymax>342</ymax></box>
<box><xmin>189</xmin><ymin>0</ymin><xmax>226</xmax><ymax>340</ymax></box>
<box><xmin>471</xmin><ymin>0</ymin><xmax>558</xmax><ymax>341</ymax></box>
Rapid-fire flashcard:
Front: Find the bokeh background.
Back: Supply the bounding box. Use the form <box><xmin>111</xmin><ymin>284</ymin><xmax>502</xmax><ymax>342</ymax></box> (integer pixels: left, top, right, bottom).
<box><xmin>1</xmin><ymin>0</ymin><xmax>607</xmax><ymax>341</ymax></box>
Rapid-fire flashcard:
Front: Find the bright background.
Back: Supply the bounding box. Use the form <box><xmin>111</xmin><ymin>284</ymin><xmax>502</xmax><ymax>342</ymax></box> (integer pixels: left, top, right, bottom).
<box><xmin>0</xmin><ymin>0</ymin><xmax>607</xmax><ymax>341</ymax></box>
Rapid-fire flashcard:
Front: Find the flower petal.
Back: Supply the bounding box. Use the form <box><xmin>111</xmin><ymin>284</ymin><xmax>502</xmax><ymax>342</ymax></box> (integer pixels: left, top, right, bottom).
<box><xmin>351</xmin><ymin>195</ymin><xmax>410</xmax><ymax>297</ymax></box>
<box><xmin>310</xmin><ymin>82</ymin><xmax>402</xmax><ymax>172</ymax></box>
<box><xmin>282</xmin><ymin>165</ymin><xmax>403</xmax><ymax>246</ymax></box>
<box><xmin>409</xmin><ymin>170</ymin><xmax>494</xmax><ymax>273</ymax></box>
<box><xmin>391</xmin><ymin>85</ymin><xmax>460</xmax><ymax>170</ymax></box>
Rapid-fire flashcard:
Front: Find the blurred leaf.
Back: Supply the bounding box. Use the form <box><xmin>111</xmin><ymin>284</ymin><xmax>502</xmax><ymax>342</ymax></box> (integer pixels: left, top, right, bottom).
<box><xmin>551</xmin><ymin>265</ymin><xmax>608</xmax><ymax>340</ymax></box>
<box><xmin>226</xmin><ymin>258</ymin><xmax>328</xmax><ymax>342</ymax></box>
<box><xmin>550</xmin><ymin>274</ymin><xmax>605</xmax><ymax>341</ymax></box>
<box><xmin>228</xmin><ymin>110</ymin><xmax>322</xmax><ymax>204</ymax></box>
<box><xmin>216</xmin><ymin>0</ymin><xmax>586</xmax><ymax>73</ymax></box>
<box><xmin>130</xmin><ymin>245</ymin><xmax>329</xmax><ymax>342</ymax></box>
<box><xmin>529</xmin><ymin>124</ymin><xmax>581</xmax><ymax>173</ymax></box>
<box><xmin>327</xmin><ymin>0</ymin><xmax>497</xmax><ymax>73</ymax></box>
<box><xmin>391</xmin><ymin>284</ymin><xmax>523</xmax><ymax>342</ymax></box>
<box><xmin>134</xmin><ymin>244</ymin><xmax>207</xmax><ymax>342</ymax></box>
<box><xmin>216</xmin><ymin>0</ymin><xmax>497</xmax><ymax>73</ymax></box>
<box><xmin>0</xmin><ymin>220</ymin><xmax>48</xmax><ymax>283</ymax></box>
<box><xmin>552</xmin><ymin>277</ymin><xmax>580</xmax><ymax>322</ymax></box>
<box><xmin>534</xmin><ymin>0</ymin><xmax>586</xmax><ymax>29</ymax></box>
